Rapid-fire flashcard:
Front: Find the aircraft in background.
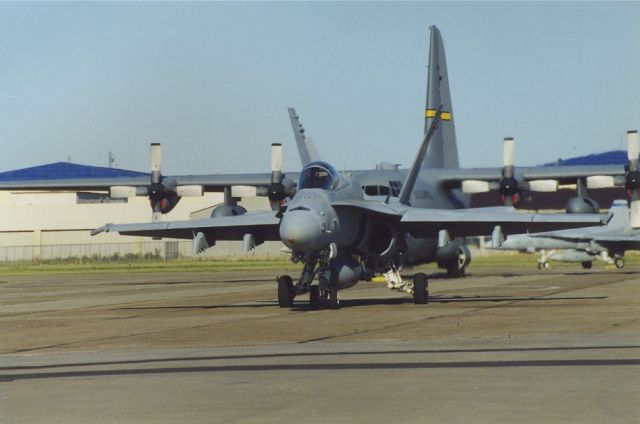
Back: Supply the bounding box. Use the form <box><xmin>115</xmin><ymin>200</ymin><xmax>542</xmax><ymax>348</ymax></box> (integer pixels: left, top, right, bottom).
<box><xmin>499</xmin><ymin>199</ymin><xmax>640</xmax><ymax>270</ymax></box>
<box><xmin>90</xmin><ymin>26</ymin><xmax>611</xmax><ymax>309</ymax></box>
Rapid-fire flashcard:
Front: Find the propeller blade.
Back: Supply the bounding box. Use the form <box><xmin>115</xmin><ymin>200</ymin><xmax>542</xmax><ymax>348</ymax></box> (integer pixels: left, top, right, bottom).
<box><xmin>110</xmin><ymin>186</ymin><xmax>138</xmax><ymax>199</ymax></box>
<box><xmin>499</xmin><ymin>137</ymin><xmax>520</xmax><ymax>206</ymax></box>
<box><xmin>267</xmin><ymin>143</ymin><xmax>287</xmax><ymax>211</ymax></box>
<box><xmin>626</xmin><ymin>130</ymin><xmax>640</xmax><ymax>227</ymax></box>
<box><xmin>502</xmin><ymin>137</ymin><xmax>515</xmax><ymax>177</ymax></box>
<box><xmin>150</xmin><ymin>143</ymin><xmax>162</xmax><ymax>183</ymax></box>
<box><xmin>152</xmin><ymin>210</ymin><xmax>162</xmax><ymax>222</ymax></box>
<box><xmin>271</xmin><ymin>143</ymin><xmax>283</xmax><ymax>184</ymax></box>
<box><xmin>627</xmin><ymin>130</ymin><xmax>639</xmax><ymax>171</ymax></box>
<box><xmin>631</xmin><ymin>200</ymin><xmax>640</xmax><ymax>229</ymax></box>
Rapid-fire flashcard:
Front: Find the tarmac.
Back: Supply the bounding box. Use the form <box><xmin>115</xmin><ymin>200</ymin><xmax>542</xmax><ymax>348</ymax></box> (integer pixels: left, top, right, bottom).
<box><xmin>1</xmin><ymin>266</ymin><xmax>639</xmax><ymax>423</ymax></box>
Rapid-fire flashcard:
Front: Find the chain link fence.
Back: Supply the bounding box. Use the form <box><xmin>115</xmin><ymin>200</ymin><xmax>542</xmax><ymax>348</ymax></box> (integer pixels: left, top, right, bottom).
<box><xmin>0</xmin><ymin>240</ymin><xmax>286</xmax><ymax>263</ymax></box>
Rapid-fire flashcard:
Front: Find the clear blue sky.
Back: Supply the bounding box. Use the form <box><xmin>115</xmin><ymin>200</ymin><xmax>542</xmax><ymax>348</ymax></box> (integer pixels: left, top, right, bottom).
<box><xmin>1</xmin><ymin>2</ymin><xmax>639</xmax><ymax>175</ymax></box>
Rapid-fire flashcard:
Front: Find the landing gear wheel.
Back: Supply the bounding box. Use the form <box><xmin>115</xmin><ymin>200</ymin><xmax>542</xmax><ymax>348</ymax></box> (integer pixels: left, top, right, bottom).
<box><xmin>581</xmin><ymin>261</ymin><xmax>592</xmax><ymax>269</ymax></box>
<box><xmin>447</xmin><ymin>262</ymin><xmax>465</xmax><ymax>278</ymax></box>
<box><xmin>309</xmin><ymin>285</ymin><xmax>320</xmax><ymax>311</ymax></box>
<box><xmin>412</xmin><ymin>272</ymin><xmax>428</xmax><ymax>304</ymax></box>
<box><xmin>537</xmin><ymin>261</ymin><xmax>549</xmax><ymax>270</ymax></box>
<box><xmin>329</xmin><ymin>286</ymin><xmax>340</xmax><ymax>310</ymax></box>
<box><xmin>277</xmin><ymin>275</ymin><xmax>294</xmax><ymax>308</ymax></box>
<box><xmin>615</xmin><ymin>257</ymin><xmax>625</xmax><ymax>269</ymax></box>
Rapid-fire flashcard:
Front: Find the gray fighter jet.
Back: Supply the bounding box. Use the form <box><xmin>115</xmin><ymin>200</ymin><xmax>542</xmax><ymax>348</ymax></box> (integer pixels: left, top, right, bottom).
<box><xmin>500</xmin><ymin>199</ymin><xmax>640</xmax><ymax>270</ymax></box>
<box><xmin>88</xmin><ymin>27</ymin><xmax>614</xmax><ymax>309</ymax></box>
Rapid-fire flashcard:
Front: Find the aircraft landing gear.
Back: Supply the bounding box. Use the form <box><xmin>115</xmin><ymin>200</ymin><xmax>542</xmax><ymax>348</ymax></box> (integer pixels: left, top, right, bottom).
<box><xmin>308</xmin><ymin>284</ymin><xmax>339</xmax><ymax>310</ymax></box>
<box><xmin>317</xmin><ymin>259</ymin><xmax>340</xmax><ymax>309</ymax></box>
<box><xmin>447</xmin><ymin>262</ymin><xmax>466</xmax><ymax>278</ymax></box>
<box><xmin>412</xmin><ymin>272</ymin><xmax>429</xmax><ymax>304</ymax></box>
<box><xmin>537</xmin><ymin>261</ymin><xmax>550</xmax><ymax>270</ymax></box>
<box><xmin>277</xmin><ymin>275</ymin><xmax>295</xmax><ymax>308</ymax></box>
<box><xmin>383</xmin><ymin>261</ymin><xmax>411</xmax><ymax>292</ymax></box>
<box><xmin>446</xmin><ymin>250</ymin><xmax>467</xmax><ymax>278</ymax></box>
<box><xmin>581</xmin><ymin>261</ymin><xmax>593</xmax><ymax>269</ymax></box>
<box><xmin>285</xmin><ymin>250</ymin><xmax>341</xmax><ymax>311</ymax></box>
<box><xmin>328</xmin><ymin>285</ymin><xmax>339</xmax><ymax>310</ymax></box>
<box><xmin>309</xmin><ymin>285</ymin><xmax>320</xmax><ymax>310</ymax></box>
<box><xmin>615</xmin><ymin>257</ymin><xmax>625</xmax><ymax>269</ymax></box>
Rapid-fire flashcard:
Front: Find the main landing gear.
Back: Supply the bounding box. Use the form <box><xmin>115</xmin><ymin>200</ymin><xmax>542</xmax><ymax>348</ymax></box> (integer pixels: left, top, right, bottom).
<box><xmin>412</xmin><ymin>272</ymin><xmax>429</xmax><ymax>304</ymax></box>
<box><xmin>537</xmin><ymin>261</ymin><xmax>550</xmax><ymax>270</ymax></box>
<box><xmin>581</xmin><ymin>261</ymin><xmax>592</xmax><ymax>269</ymax></box>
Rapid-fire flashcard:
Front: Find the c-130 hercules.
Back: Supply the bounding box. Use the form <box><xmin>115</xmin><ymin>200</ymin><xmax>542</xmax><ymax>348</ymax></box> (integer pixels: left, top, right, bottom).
<box><xmin>89</xmin><ymin>26</ymin><xmax>611</xmax><ymax>309</ymax></box>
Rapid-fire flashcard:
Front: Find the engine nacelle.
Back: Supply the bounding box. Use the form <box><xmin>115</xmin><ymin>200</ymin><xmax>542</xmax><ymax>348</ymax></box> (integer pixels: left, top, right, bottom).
<box><xmin>332</xmin><ymin>256</ymin><xmax>364</xmax><ymax>289</ymax></box>
<box><xmin>210</xmin><ymin>204</ymin><xmax>247</xmax><ymax>218</ymax></box>
<box><xmin>566</xmin><ymin>196</ymin><xmax>599</xmax><ymax>214</ymax></box>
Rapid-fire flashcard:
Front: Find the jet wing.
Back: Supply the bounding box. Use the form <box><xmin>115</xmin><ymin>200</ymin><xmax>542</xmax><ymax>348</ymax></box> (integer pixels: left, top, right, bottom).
<box><xmin>333</xmin><ymin>200</ymin><xmax>608</xmax><ymax>239</ymax></box>
<box><xmin>592</xmin><ymin>234</ymin><xmax>640</xmax><ymax>243</ymax></box>
<box><xmin>589</xmin><ymin>234</ymin><xmax>640</xmax><ymax>252</ymax></box>
<box><xmin>92</xmin><ymin>210</ymin><xmax>280</xmax><ymax>240</ymax></box>
<box><xmin>401</xmin><ymin>207</ymin><xmax>608</xmax><ymax>239</ymax></box>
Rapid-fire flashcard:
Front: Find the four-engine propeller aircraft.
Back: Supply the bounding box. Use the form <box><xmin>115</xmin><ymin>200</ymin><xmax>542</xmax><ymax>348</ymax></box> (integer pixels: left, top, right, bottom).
<box><xmin>89</xmin><ymin>26</ymin><xmax>612</xmax><ymax>309</ymax></box>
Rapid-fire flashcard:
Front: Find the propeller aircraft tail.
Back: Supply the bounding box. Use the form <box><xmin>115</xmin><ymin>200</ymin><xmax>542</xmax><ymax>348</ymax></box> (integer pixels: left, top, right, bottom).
<box><xmin>424</xmin><ymin>25</ymin><xmax>459</xmax><ymax>169</ymax></box>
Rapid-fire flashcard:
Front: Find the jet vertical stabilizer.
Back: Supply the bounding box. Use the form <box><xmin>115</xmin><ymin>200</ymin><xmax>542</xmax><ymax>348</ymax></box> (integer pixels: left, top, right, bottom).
<box><xmin>607</xmin><ymin>199</ymin><xmax>631</xmax><ymax>230</ymax></box>
<box><xmin>288</xmin><ymin>107</ymin><xmax>321</xmax><ymax>166</ymax></box>
<box><xmin>424</xmin><ymin>25</ymin><xmax>459</xmax><ymax>169</ymax></box>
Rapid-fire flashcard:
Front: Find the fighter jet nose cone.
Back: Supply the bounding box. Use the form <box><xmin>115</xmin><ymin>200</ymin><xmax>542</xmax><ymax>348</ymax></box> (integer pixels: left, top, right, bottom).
<box><xmin>279</xmin><ymin>210</ymin><xmax>324</xmax><ymax>252</ymax></box>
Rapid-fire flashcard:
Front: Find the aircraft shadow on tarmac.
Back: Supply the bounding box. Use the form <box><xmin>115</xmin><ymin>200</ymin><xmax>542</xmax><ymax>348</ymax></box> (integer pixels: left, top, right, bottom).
<box><xmin>4</xmin><ymin>345</ymin><xmax>637</xmax><ymax>373</ymax></box>
<box><xmin>426</xmin><ymin>270</ymin><xmax>640</xmax><ymax>279</ymax></box>
<box><xmin>323</xmin><ymin>294</ymin><xmax>607</xmax><ymax>309</ymax></box>
<box><xmin>112</xmin><ymin>293</ymin><xmax>606</xmax><ymax>312</ymax></box>
<box><xmin>3</xmin><ymin>356</ymin><xmax>639</xmax><ymax>382</ymax></box>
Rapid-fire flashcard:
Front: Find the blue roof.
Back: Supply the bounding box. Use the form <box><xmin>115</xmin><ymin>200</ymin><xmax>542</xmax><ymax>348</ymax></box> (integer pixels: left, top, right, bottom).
<box><xmin>0</xmin><ymin>162</ymin><xmax>148</xmax><ymax>181</ymax></box>
<box><xmin>542</xmin><ymin>150</ymin><xmax>627</xmax><ymax>166</ymax></box>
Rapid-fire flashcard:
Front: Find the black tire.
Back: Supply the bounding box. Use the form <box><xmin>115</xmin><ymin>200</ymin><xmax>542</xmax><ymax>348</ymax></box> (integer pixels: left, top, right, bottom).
<box><xmin>309</xmin><ymin>285</ymin><xmax>320</xmax><ymax>310</ymax></box>
<box><xmin>277</xmin><ymin>275</ymin><xmax>294</xmax><ymax>308</ymax></box>
<box><xmin>615</xmin><ymin>257</ymin><xmax>625</xmax><ymax>269</ymax></box>
<box><xmin>447</xmin><ymin>262</ymin><xmax>464</xmax><ymax>278</ymax></box>
<box><xmin>413</xmin><ymin>273</ymin><xmax>428</xmax><ymax>304</ymax></box>
<box><xmin>581</xmin><ymin>261</ymin><xmax>592</xmax><ymax>269</ymax></box>
<box><xmin>329</xmin><ymin>286</ymin><xmax>340</xmax><ymax>310</ymax></box>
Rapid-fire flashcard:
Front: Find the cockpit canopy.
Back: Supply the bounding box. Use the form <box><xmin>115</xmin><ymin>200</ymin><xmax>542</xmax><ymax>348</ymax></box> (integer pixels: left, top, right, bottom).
<box><xmin>298</xmin><ymin>161</ymin><xmax>339</xmax><ymax>190</ymax></box>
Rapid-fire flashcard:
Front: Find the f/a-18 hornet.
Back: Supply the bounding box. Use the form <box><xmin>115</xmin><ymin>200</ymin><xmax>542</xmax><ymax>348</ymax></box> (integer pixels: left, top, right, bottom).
<box><xmin>499</xmin><ymin>185</ymin><xmax>640</xmax><ymax>270</ymax></box>
<box><xmin>88</xmin><ymin>26</ymin><xmax>612</xmax><ymax>309</ymax></box>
